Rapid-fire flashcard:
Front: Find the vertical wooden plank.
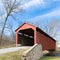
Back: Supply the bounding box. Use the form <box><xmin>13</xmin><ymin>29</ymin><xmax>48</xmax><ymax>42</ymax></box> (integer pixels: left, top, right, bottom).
<box><xmin>16</xmin><ymin>32</ymin><xmax>18</xmax><ymax>45</ymax></box>
<box><xmin>34</xmin><ymin>30</ymin><xmax>37</xmax><ymax>44</ymax></box>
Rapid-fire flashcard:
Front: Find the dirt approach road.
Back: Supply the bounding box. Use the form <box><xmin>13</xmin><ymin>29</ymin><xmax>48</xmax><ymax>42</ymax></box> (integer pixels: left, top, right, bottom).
<box><xmin>0</xmin><ymin>46</ymin><xmax>30</xmax><ymax>54</ymax></box>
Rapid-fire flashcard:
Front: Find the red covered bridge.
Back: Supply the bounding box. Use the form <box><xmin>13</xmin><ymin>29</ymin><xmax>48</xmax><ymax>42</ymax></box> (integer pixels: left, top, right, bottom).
<box><xmin>15</xmin><ymin>23</ymin><xmax>56</xmax><ymax>50</ymax></box>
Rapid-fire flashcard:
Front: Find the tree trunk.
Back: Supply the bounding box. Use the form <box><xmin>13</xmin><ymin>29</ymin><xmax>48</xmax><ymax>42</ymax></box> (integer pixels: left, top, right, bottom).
<box><xmin>0</xmin><ymin>16</ymin><xmax>8</xmax><ymax>46</ymax></box>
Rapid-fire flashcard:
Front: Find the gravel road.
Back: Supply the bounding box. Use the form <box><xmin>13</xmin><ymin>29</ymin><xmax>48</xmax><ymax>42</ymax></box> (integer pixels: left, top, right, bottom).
<box><xmin>0</xmin><ymin>46</ymin><xmax>30</xmax><ymax>54</ymax></box>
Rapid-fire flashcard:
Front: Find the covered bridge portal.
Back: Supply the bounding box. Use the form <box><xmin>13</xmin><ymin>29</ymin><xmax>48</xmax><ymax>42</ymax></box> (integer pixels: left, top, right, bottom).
<box><xmin>15</xmin><ymin>23</ymin><xmax>56</xmax><ymax>51</ymax></box>
<box><xmin>18</xmin><ymin>28</ymin><xmax>34</xmax><ymax>46</ymax></box>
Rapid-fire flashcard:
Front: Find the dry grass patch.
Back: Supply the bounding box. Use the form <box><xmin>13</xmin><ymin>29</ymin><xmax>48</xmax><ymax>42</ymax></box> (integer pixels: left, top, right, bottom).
<box><xmin>0</xmin><ymin>48</ymin><xmax>28</xmax><ymax>60</ymax></box>
<box><xmin>39</xmin><ymin>56</ymin><xmax>60</xmax><ymax>60</ymax></box>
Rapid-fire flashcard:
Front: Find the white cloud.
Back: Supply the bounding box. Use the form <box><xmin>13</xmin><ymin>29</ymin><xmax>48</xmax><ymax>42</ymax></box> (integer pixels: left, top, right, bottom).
<box><xmin>32</xmin><ymin>7</ymin><xmax>60</xmax><ymax>19</ymax></box>
<box><xmin>0</xmin><ymin>14</ymin><xmax>6</xmax><ymax>20</ymax></box>
<box><xmin>40</xmin><ymin>7</ymin><xmax>60</xmax><ymax>18</ymax></box>
<box><xmin>27</xmin><ymin>7</ymin><xmax>60</xmax><ymax>21</ymax></box>
<box><xmin>21</xmin><ymin>0</ymin><xmax>45</xmax><ymax>9</ymax></box>
<box><xmin>26</xmin><ymin>7</ymin><xmax>60</xmax><ymax>28</ymax></box>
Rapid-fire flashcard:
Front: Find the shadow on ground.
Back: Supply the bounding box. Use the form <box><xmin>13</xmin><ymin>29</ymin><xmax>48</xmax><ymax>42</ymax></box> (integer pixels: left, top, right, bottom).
<box><xmin>45</xmin><ymin>51</ymin><xmax>60</xmax><ymax>56</ymax></box>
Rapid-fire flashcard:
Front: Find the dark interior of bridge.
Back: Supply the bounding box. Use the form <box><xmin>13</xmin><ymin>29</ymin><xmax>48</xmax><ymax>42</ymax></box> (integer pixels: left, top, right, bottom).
<box><xmin>18</xmin><ymin>28</ymin><xmax>34</xmax><ymax>46</ymax></box>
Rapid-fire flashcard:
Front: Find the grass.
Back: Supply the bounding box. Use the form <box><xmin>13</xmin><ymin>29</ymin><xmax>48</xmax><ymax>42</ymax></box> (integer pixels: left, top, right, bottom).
<box><xmin>0</xmin><ymin>39</ymin><xmax>16</xmax><ymax>49</ymax></box>
<box><xmin>39</xmin><ymin>56</ymin><xmax>60</xmax><ymax>60</ymax></box>
<box><xmin>0</xmin><ymin>48</ymin><xmax>28</xmax><ymax>60</ymax></box>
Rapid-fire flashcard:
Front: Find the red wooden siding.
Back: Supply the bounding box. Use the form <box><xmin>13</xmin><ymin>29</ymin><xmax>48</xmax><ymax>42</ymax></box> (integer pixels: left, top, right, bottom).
<box><xmin>16</xmin><ymin>23</ymin><xmax>36</xmax><ymax>33</ymax></box>
<box><xmin>36</xmin><ymin>31</ymin><xmax>56</xmax><ymax>50</ymax></box>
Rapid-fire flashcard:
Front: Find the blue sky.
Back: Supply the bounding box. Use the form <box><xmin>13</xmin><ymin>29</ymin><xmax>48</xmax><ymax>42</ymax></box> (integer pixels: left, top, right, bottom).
<box><xmin>0</xmin><ymin>0</ymin><xmax>60</xmax><ymax>41</ymax></box>
<box><xmin>20</xmin><ymin>0</ymin><xmax>60</xmax><ymax>19</ymax></box>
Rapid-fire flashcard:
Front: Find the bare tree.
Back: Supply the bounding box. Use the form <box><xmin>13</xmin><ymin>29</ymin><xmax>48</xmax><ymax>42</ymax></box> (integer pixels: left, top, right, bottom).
<box><xmin>43</xmin><ymin>20</ymin><xmax>60</xmax><ymax>38</ymax></box>
<box><xmin>0</xmin><ymin>0</ymin><xmax>24</xmax><ymax>43</ymax></box>
<box><xmin>7</xmin><ymin>22</ymin><xmax>16</xmax><ymax>41</ymax></box>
